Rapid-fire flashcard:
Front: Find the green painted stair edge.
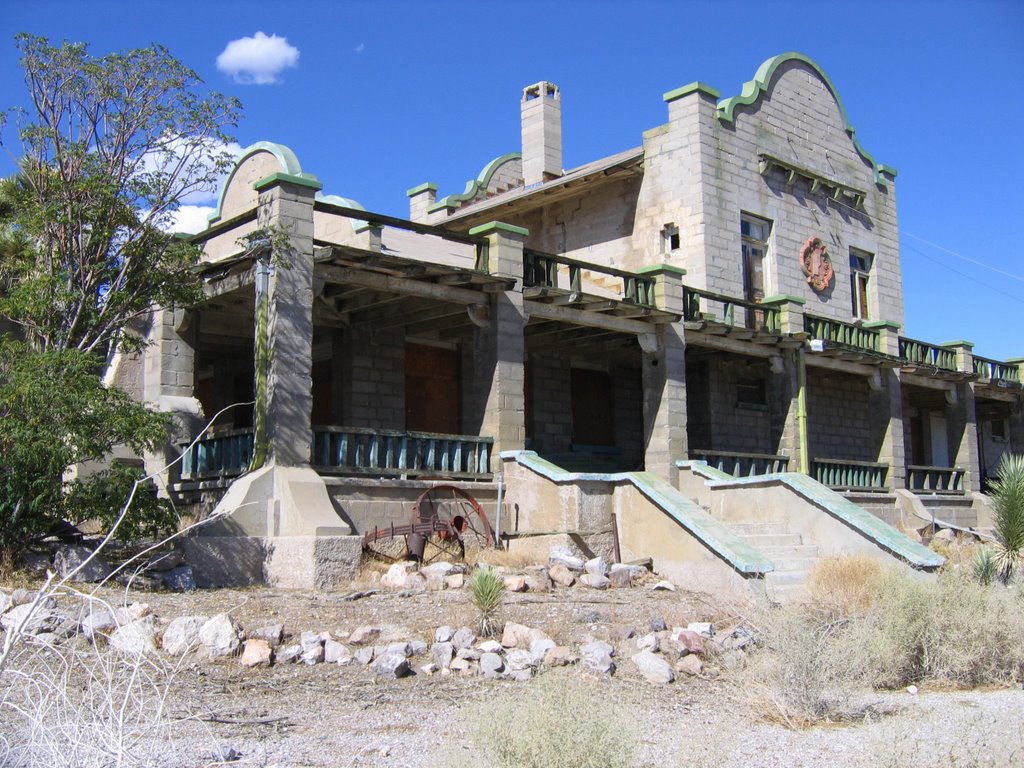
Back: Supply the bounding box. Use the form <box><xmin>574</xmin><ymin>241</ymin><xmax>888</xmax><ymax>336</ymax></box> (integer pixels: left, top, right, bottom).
<box><xmin>676</xmin><ymin>460</ymin><xmax>944</xmax><ymax>569</ymax></box>
<box><xmin>501</xmin><ymin>451</ymin><xmax>773</xmax><ymax>575</ymax></box>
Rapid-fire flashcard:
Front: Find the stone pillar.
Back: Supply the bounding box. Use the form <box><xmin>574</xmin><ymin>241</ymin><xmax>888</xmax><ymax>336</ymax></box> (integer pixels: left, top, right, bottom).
<box><xmin>760</xmin><ymin>294</ymin><xmax>806</xmax><ymax>336</ymax></box>
<box><xmin>768</xmin><ymin>349</ymin><xmax>801</xmax><ymax>468</ymax></box>
<box><xmin>253</xmin><ymin>173</ymin><xmax>321</xmax><ymax>467</ymax></box>
<box><xmin>468</xmin><ymin>222</ymin><xmax>528</xmax><ymax>470</ymax></box>
<box><xmin>870</xmin><ymin>369</ymin><xmax>907</xmax><ymax>491</ymax></box>
<box><xmin>406</xmin><ymin>182</ymin><xmax>437</xmax><ymax>223</ymax></box>
<box><xmin>943</xmin><ymin>341</ymin><xmax>981</xmax><ymax>492</ymax></box>
<box><xmin>637</xmin><ymin>266</ymin><xmax>687</xmax><ymax>483</ymax></box>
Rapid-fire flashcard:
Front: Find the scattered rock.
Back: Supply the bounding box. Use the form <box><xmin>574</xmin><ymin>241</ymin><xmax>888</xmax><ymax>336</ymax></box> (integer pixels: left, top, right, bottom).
<box><xmin>529</xmin><ymin>637</ymin><xmax>556</xmax><ymax>663</ymax></box>
<box><xmin>636</xmin><ymin>633</ymin><xmax>659</xmax><ymax>653</ymax></box>
<box><xmin>372</xmin><ymin>653</ymin><xmax>411</xmax><ymax>679</ymax></box>
<box><xmin>1</xmin><ymin>604</ymin><xmax>62</xmax><ymax>636</ymax></box>
<box><xmin>144</xmin><ymin>547</ymin><xmax>187</xmax><ymax>573</ymax></box>
<box><xmin>480</xmin><ymin>652</ymin><xmax>504</xmax><ymax>678</ymax></box>
<box><xmin>501</xmin><ymin>622</ymin><xmax>549</xmax><ymax>649</ymax></box>
<box><xmin>652</xmin><ymin>580</ymin><xmax>676</xmax><ymax>592</ymax></box>
<box><xmin>548</xmin><ymin>564</ymin><xmax>576</xmax><ymax>587</ymax></box>
<box><xmin>434</xmin><ymin>626</ymin><xmax>454</xmax><ymax>643</ymax></box>
<box><xmin>549</xmin><ymin>546</ymin><xmax>585</xmax><ymax>572</ymax></box>
<box><xmin>446</xmin><ymin>573</ymin><xmax>465</xmax><ymax>589</ymax></box>
<box><xmin>79</xmin><ymin>605</ymin><xmax>116</xmax><ymax>641</ymax></box>
<box><xmin>386</xmin><ymin>641</ymin><xmax>412</xmax><ymax>658</ymax></box>
<box><xmin>277</xmin><ymin>644</ymin><xmax>303</xmax><ymax>664</ymax></box>
<box><xmin>672</xmin><ymin>630</ymin><xmax>706</xmax><ymax>655</ymax></box>
<box><xmin>608</xmin><ymin>568</ymin><xmax>633</xmax><ymax>589</ymax></box>
<box><xmin>55</xmin><ymin>545</ymin><xmax>112</xmax><ymax>583</ymax></box>
<box><xmin>610</xmin><ymin>625</ymin><xmax>635</xmax><ymax>642</ymax></box>
<box><xmin>249</xmin><ymin>623</ymin><xmax>285</xmax><ymax>647</ymax></box>
<box><xmin>505</xmin><ymin>649</ymin><xmax>535</xmax><ymax>673</ymax></box>
<box><xmin>584</xmin><ymin>557</ymin><xmax>608</xmax><ymax>577</ymax></box>
<box><xmin>432</xmin><ymin>641</ymin><xmax>454</xmax><ymax>669</ymax></box>
<box><xmin>452</xmin><ymin>627</ymin><xmax>476</xmax><ymax>650</ymax></box>
<box><xmin>110</xmin><ymin>616</ymin><xmax>159</xmax><ymax>655</ymax></box>
<box><xmin>382</xmin><ymin>561</ymin><xmax>418</xmax><ymax>589</ymax></box>
<box><xmin>162</xmin><ymin>616</ymin><xmax>208</xmax><ymax>656</ymax></box>
<box><xmin>687</xmin><ymin>622</ymin><xmax>715</xmax><ymax>638</ymax></box>
<box><xmin>240</xmin><ymin>639</ymin><xmax>273</xmax><ymax>668</ymax></box>
<box><xmin>349</xmin><ymin>626</ymin><xmax>381</xmax><ymax>645</ymax></box>
<box><xmin>676</xmin><ymin>654</ymin><xmax>704</xmax><ymax>676</ymax></box>
<box><xmin>632</xmin><ymin>650</ymin><xmax>674</xmax><ymax>684</ymax></box>
<box><xmin>199</xmin><ymin>614</ymin><xmax>245</xmax><ymax>658</ymax></box>
<box><xmin>649</xmin><ymin>616</ymin><xmax>668</xmax><ymax>633</ymax></box>
<box><xmin>449</xmin><ymin>657</ymin><xmax>471</xmax><ymax>673</ymax></box>
<box><xmin>543</xmin><ymin>646</ymin><xmax>576</xmax><ymax>667</ymax></box>
<box><xmin>580</xmin><ymin>573</ymin><xmax>610</xmax><ymax>590</ymax></box>
<box><xmin>354</xmin><ymin>647</ymin><xmax>375</xmax><ymax>665</ymax></box>
<box><xmin>580</xmin><ymin>641</ymin><xmax>616</xmax><ymax>674</ymax></box>
<box><xmin>299</xmin><ymin>631</ymin><xmax>325</xmax><ymax>665</ymax></box>
<box><xmin>161</xmin><ymin>565</ymin><xmax>196</xmax><ymax>592</ymax></box>
<box><xmin>503</xmin><ymin>576</ymin><xmax>528</xmax><ymax>592</ymax></box>
<box><xmin>114</xmin><ymin>603</ymin><xmax>151</xmax><ymax>625</ymax></box>
<box><xmin>478</xmin><ymin>639</ymin><xmax>503</xmax><ymax>654</ymax></box>
<box><xmin>325</xmin><ymin>640</ymin><xmax>352</xmax><ymax>665</ymax></box>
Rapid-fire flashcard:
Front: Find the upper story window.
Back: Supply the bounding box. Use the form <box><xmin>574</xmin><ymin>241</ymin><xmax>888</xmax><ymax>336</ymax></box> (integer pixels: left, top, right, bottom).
<box><xmin>662</xmin><ymin>223</ymin><xmax>680</xmax><ymax>254</ymax></box>
<box><xmin>741</xmin><ymin>214</ymin><xmax>771</xmax><ymax>329</ymax></box>
<box><xmin>850</xmin><ymin>248</ymin><xmax>873</xmax><ymax>320</ymax></box>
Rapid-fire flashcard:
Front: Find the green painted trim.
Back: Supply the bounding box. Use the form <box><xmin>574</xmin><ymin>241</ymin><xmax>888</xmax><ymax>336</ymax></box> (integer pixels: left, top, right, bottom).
<box><xmin>315</xmin><ymin>192</ymin><xmax>369</xmax><ymax>232</ymax></box>
<box><xmin>406</xmin><ymin>182</ymin><xmax>438</xmax><ymax>197</ymax></box>
<box><xmin>878</xmin><ymin>164</ymin><xmax>898</xmax><ymax>178</ymax></box>
<box><xmin>208</xmin><ymin>141</ymin><xmax>318</xmax><ymax>225</ymax></box>
<box><xmin>253</xmin><ymin>172</ymin><xmax>324</xmax><ymax>192</ymax></box>
<box><xmin>501</xmin><ymin>451</ymin><xmax>773</xmax><ymax>574</ymax></box>
<box><xmin>759</xmin><ymin>293</ymin><xmax>806</xmax><ymax>306</ymax></box>
<box><xmin>941</xmin><ymin>340</ymin><xmax>975</xmax><ymax>349</ymax></box>
<box><xmin>468</xmin><ymin>221</ymin><xmax>530</xmax><ymax>238</ymax></box>
<box><xmin>716</xmin><ymin>52</ymin><xmax>890</xmax><ymax>186</ymax></box>
<box><xmin>663</xmin><ymin>81</ymin><xmax>720</xmax><ymax>103</ymax></box>
<box><xmin>428</xmin><ymin>152</ymin><xmax>522</xmax><ymax>213</ymax></box>
<box><xmin>676</xmin><ymin>460</ymin><xmax>945</xmax><ymax>569</ymax></box>
<box><xmin>635</xmin><ymin>263</ymin><xmax>687</xmax><ymax>277</ymax></box>
<box><xmin>1004</xmin><ymin>357</ymin><xmax>1024</xmax><ymax>364</ymax></box>
<box><xmin>863</xmin><ymin>320</ymin><xmax>901</xmax><ymax>331</ymax></box>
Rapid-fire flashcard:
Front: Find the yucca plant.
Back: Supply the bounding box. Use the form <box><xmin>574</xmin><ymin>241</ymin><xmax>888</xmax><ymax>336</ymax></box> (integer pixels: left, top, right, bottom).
<box><xmin>467</xmin><ymin>567</ymin><xmax>505</xmax><ymax>637</ymax></box>
<box><xmin>990</xmin><ymin>453</ymin><xmax>1024</xmax><ymax>584</ymax></box>
<box><xmin>971</xmin><ymin>545</ymin><xmax>998</xmax><ymax>587</ymax></box>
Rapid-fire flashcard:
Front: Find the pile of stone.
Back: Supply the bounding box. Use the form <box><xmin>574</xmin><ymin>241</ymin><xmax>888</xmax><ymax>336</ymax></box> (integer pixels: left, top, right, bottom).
<box><xmin>24</xmin><ymin>544</ymin><xmax>197</xmax><ymax>592</ymax></box>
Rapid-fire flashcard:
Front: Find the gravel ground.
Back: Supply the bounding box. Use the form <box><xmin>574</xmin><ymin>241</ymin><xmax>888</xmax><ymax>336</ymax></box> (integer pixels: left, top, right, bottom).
<box><xmin>2</xmin><ymin>574</ymin><xmax>1022</xmax><ymax>767</ymax></box>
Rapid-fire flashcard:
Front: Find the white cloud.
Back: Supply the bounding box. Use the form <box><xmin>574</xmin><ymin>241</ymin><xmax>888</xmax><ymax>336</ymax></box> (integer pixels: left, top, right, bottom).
<box><xmin>217</xmin><ymin>32</ymin><xmax>299</xmax><ymax>85</ymax></box>
<box><xmin>355</xmin><ymin>43</ymin><xmax>365</xmax><ymax>54</ymax></box>
<box><xmin>139</xmin><ymin>136</ymin><xmax>243</xmax><ymax>206</ymax></box>
<box><xmin>166</xmin><ymin>205</ymin><xmax>217</xmax><ymax>235</ymax></box>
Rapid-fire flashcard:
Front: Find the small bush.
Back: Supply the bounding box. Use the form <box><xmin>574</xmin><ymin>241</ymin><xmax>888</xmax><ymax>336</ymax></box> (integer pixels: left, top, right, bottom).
<box><xmin>971</xmin><ymin>545</ymin><xmax>998</xmax><ymax>586</ymax></box>
<box><xmin>466</xmin><ymin>567</ymin><xmax>504</xmax><ymax>637</ymax></box>
<box><xmin>451</xmin><ymin>673</ymin><xmax>635</xmax><ymax>768</ymax></box>
<box><xmin>860</xmin><ymin>570</ymin><xmax>1024</xmax><ymax>688</ymax></box>
<box><xmin>806</xmin><ymin>555</ymin><xmax>885</xmax><ymax>620</ymax></box>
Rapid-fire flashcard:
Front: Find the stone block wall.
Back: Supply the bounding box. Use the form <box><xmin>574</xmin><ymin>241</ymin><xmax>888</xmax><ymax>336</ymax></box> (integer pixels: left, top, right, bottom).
<box><xmin>341</xmin><ymin>326</ymin><xmax>405</xmax><ymax>429</ymax></box>
<box><xmin>806</xmin><ymin>369</ymin><xmax>876</xmax><ymax>461</ymax></box>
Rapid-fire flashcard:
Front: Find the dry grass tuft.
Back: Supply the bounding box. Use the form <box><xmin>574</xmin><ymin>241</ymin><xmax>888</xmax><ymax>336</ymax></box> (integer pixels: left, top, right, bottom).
<box><xmin>806</xmin><ymin>555</ymin><xmax>885</xmax><ymax>620</ymax></box>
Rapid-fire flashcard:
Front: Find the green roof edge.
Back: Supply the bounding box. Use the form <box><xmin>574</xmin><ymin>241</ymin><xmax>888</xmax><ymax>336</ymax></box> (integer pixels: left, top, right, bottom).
<box><xmin>428</xmin><ymin>151</ymin><xmax>522</xmax><ymax>213</ymax></box>
<box><xmin>663</xmin><ymin>81</ymin><xmax>720</xmax><ymax>103</ymax></box>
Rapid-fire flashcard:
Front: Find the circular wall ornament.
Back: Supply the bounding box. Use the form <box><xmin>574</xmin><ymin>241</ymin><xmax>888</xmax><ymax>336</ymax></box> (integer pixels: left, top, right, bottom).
<box><xmin>799</xmin><ymin>236</ymin><xmax>833</xmax><ymax>292</ymax></box>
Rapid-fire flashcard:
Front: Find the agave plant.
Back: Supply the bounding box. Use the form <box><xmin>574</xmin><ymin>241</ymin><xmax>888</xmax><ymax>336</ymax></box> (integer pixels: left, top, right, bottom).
<box><xmin>990</xmin><ymin>453</ymin><xmax>1024</xmax><ymax>584</ymax></box>
<box><xmin>971</xmin><ymin>545</ymin><xmax>998</xmax><ymax>587</ymax></box>
<box><xmin>467</xmin><ymin>567</ymin><xmax>505</xmax><ymax>637</ymax></box>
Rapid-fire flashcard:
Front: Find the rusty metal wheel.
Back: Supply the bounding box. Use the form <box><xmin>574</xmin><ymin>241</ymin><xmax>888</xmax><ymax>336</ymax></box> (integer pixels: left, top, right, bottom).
<box><xmin>411</xmin><ymin>485</ymin><xmax>494</xmax><ymax>564</ymax></box>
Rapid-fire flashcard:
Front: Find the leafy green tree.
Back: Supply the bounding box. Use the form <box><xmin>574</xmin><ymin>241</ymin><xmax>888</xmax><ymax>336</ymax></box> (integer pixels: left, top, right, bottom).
<box><xmin>0</xmin><ymin>35</ymin><xmax>241</xmax><ymax>561</ymax></box>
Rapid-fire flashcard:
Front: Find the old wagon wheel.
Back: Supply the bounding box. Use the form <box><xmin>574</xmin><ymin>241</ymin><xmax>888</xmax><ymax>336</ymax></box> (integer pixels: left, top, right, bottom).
<box><xmin>411</xmin><ymin>485</ymin><xmax>494</xmax><ymax>564</ymax></box>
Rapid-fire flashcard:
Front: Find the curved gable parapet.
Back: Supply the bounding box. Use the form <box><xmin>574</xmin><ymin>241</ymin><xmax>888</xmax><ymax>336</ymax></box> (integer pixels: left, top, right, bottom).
<box><xmin>716</xmin><ymin>53</ymin><xmax>893</xmax><ymax>186</ymax></box>
<box><xmin>428</xmin><ymin>152</ymin><xmax>523</xmax><ymax>213</ymax></box>
<box><xmin>208</xmin><ymin>141</ymin><xmax>322</xmax><ymax>225</ymax></box>
<box><xmin>315</xmin><ymin>192</ymin><xmax>370</xmax><ymax>233</ymax></box>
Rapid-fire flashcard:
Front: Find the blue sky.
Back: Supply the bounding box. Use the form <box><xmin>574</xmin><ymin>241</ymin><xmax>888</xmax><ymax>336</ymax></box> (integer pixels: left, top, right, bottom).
<box><xmin>1</xmin><ymin>0</ymin><xmax>1022</xmax><ymax>361</ymax></box>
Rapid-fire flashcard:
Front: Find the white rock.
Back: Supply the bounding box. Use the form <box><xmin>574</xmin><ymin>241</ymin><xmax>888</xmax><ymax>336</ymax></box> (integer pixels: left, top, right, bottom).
<box><xmin>110</xmin><ymin>616</ymin><xmax>159</xmax><ymax>655</ymax></box>
<box><xmin>382</xmin><ymin>561</ymin><xmax>418</xmax><ymax>589</ymax></box>
<box><xmin>652</xmin><ymin>580</ymin><xmax>676</xmax><ymax>592</ymax></box>
<box><xmin>1</xmin><ymin>604</ymin><xmax>61</xmax><ymax>636</ymax></box>
<box><xmin>277</xmin><ymin>644</ymin><xmax>303</xmax><ymax>664</ymax></box>
<box><xmin>434</xmin><ymin>625</ymin><xmax>454</xmax><ymax>643</ymax></box>
<box><xmin>585</xmin><ymin>557</ymin><xmax>608</xmax><ymax>577</ymax></box>
<box><xmin>420</xmin><ymin>562</ymin><xmax>457</xmax><ymax>579</ymax></box>
<box><xmin>300</xmin><ymin>631</ymin><xmax>325</xmax><ymax>665</ymax></box>
<box><xmin>529</xmin><ymin>637</ymin><xmax>556</xmax><ymax>663</ymax></box>
<box><xmin>580</xmin><ymin>573</ymin><xmax>610</xmax><ymax>590</ymax></box>
<box><xmin>505</xmin><ymin>649</ymin><xmax>536</xmax><ymax>672</ymax></box>
<box><xmin>349</xmin><ymin>626</ymin><xmax>381</xmax><ymax>645</ymax></box>
<box><xmin>631</xmin><ymin>650</ymin><xmax>674</xmax><ymax>684</ymax></box>
<box><xmin>240</xmin><ymin>639</ymin><xmax>273</xmax><ymax>667</ymax></box>
<box><xmin>162</xmin><ymin>616</ymin><xmax>208</xmax><ymax>656</ymax></box>
<box><xmin>549</xmin><ymin>545</ymin><xmax>585</xmax><ymax>572</ymax></box>
<box><xmin>432</xmin><ymin>641</ymin><xmax>454</xmax><ymax>668</ymax></box>
<box><xmin>501</xmin><ymin>622</ymin><xmax>549</xmax><ymax>649</ymax></box>
<box><xmin>477</xmin><ymin>639</ymin><xmax>504</xmax><ymax>653</ymax></box>
<box><xmin>372</xmin><ymin>652</ymin><xmax>411</xmax><ymax>678</ymax></box>
<box><xmin>452</xmin><ymin>627</ymin><xmax>476</xmax><ymax>650</ymax></box>
<box><xmin>686</xmin><ymin>622</ymin><xmax>715</xmax><ymax>638</ymax></box>
<box><xmin>79</xmin><ymin>605</ymin><xmax>116</xmax><ymax>641</ymax></box>
<box><xmin>548</xmin><ymin>564</ymin><xmax>576</xmax><ymax>587</ymax></box>
<box><xmin>199</xmin><ymin>614</ymin><xmax>244</xmax><ymax>658</ymax></box>
<box><xmin>480</xmin><ymin>652</ymin><xmax>504</xmax><ymax>678</ymax></box>
<box><xmin>580</xmin><ymin>641</ymin><xmax>616</xmax><ymax>674</ymax></box>
<box><xmin>325</xmin><ymin>640</ymin><xmax>352</xmax><ymax>665</ymax></box>
<box><xmin>636</xmin><ymin>633</ymin><xmax>659</xmax><ymax>653</ymax></box>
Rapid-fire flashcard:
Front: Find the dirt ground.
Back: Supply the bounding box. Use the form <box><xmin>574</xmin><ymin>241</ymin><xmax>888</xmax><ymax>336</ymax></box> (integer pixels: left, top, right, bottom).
<box><xmin>4</xmin><ymin>570</ymin><xmax>1024</xmax><ymax>768</ymax></box>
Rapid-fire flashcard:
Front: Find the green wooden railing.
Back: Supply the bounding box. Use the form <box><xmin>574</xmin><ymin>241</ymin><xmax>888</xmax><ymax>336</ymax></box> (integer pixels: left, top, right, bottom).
<box><xmin>179</xmin><ymin>428</ymin><xmax>254</xmax><ymax>481</ymax></box>
<box><xmin>312</xmin><ymin>426</ymin><xmax>493</xmax><ymax>480</ymax></box>
<box><xmin>683</xmin><ymin>287</ymin><xmax>781</xmax><ymax>332</ymax></box>
<box><xmin>906</xmin><ymin>465</ymin><xmax>965</xmax><ymax>495</ymax></box>
<box><xmin>523</xmin><ymin>250</ymin><xmax>655</xmax><ymax>306</ymax></box>
<box><xmin>972</xmin><ymin>356</ymin><xmax>1021</xmax><ymax>383</ymax></box>
<box><xmin>688</xmin><ymin>449</ymin><xmax>789</xmax><ymax>477</ymax></box>
<box><xmin>804</xmin><ymin>315</ymin><xmax>880</xmax><ymax>353</ymax></box>
<box><xmin>898</xmin><ymin>337</ymin><xmax>959</xmax><ymax>371</ymax></box>
<box><xmin>811</xmin><ymin>458</ymin><xmax>889</xmax><ymax>491</ymax></box>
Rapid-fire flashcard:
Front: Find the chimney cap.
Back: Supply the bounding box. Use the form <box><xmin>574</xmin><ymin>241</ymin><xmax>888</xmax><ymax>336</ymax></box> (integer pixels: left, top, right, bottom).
<box><xmin>523</xmin><ymin>81</ymin><xmax>560</xmax><ymax>101</ymax></box>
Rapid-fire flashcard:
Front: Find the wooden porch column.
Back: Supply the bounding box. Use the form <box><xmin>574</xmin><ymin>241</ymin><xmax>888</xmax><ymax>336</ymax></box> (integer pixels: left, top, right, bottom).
<box><xmin>253</xmin><ymin>172</ymin><xmax>322</xmax><ymax>467</ymax></box>
<box><xmin>468</xmin><ymin>222</ymin><xmax>528</xmax><ymax>470</ymax></box>
<box><xmin>638</xmin><ymin>265</ymin><xmax>687</xmax><ymax>484</ymax></box>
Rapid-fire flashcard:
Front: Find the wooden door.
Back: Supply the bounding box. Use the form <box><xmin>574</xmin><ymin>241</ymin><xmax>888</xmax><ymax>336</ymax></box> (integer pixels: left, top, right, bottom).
<box><xmin>405</xmin><ymin>343</ymin><xmax>460</xmax><ymax>434</ymax></box>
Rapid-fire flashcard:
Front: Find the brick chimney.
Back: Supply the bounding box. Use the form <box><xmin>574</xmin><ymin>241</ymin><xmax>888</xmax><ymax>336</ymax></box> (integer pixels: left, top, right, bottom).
<box><xmin>521</xmin><ymin>81</ymin><xmax>562</xmax><ymax>186</ymax></box>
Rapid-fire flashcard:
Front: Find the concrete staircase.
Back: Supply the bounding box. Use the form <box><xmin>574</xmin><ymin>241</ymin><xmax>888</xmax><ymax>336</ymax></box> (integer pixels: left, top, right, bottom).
<box><xmin>730</xmin><ymin>521</ymin><xmax>819</xmax><ymax>602</ymax></box>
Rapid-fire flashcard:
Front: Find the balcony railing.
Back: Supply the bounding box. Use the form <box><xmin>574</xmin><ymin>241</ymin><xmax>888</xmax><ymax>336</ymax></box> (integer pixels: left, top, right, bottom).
<box><xmin>312</xmin><ymin>427</ymin><xmax>493</xmax><ymax>480</ymax></box>
<box><xmin>804</xmin><ymin>315</ymin><xmax>880</xmax><ymax>353</ymax></box>
<box><xmin>688</xmin><ymin>449</ymin><xmax>789</xmax><ymax>477</ymax></box>
<box><xmin>811</xmin><ymin>458</ymin><xmax>889</xmax><ymax>491</ymax></box>
<box><xmin>906</xmin><ymin>465</ymin><xmax>965</xmax><ymax>495</ymax></box>
<box><xmin>972</xmin><ymin>356</ymin><xmax>1021</xmax><ymax>384</ymax></box>
<box><xmin>683</xmin><ymin>287</ymin><xmax>781</xmax><ymax>332</ymax></box>
<box><xmin>179</xmin><ymin>428</ymin><xmax>254</xmax><ymax>482</ymax></box>
<box><xmin>523</xmin><ymin>250</ymin><xmax>655</xmax><ymax>306</ymax></box>
<box><xmin>898</xmin><ymin>337</ymin><xmax>959</xmax><ymax>371</ymax></box>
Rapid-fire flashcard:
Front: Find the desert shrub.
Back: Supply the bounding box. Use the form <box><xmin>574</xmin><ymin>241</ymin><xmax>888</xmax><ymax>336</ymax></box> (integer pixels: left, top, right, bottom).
<box><xmin>990</xmin><ymin>453</ymin><xmax>1024</xmax><ymax>583</ymax></box>
<box><xmin>467</xmin><ymin>567</ymin><xmax>505</xmax><ymax>637</ymax></box>
<box><xmin>860</xmin><ymin>570</ymin><xmax>1024</xmax><ymax>689</ymax></box>
<box><xmin>971</xmin><ymin>545</ymin><xmax>998</xmax><ymax>586</ymax></box>
<box><xmin>806</xmin><ymin>554</ymin><xmax>885</xmax><ymax>620</ymax></box>
<box><xmin>743</xmin><ymin>603</ymin><xmax>869</xmax><ymax>728</ymax></box>
<box><xmin>452</xmin><ymin>673</ymin><xmax>635</xmax><ymax>768</ymax></box>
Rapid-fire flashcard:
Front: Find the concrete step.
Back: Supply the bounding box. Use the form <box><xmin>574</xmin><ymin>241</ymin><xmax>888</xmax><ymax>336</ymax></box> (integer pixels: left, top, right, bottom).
<box><xmin>765</xmin><ymin>580</ymin><xmax>810</xmax><ymax>603</ymax></box>
<box><xmin>764</xmin><ymin>569</ymin><xmax>809</xmax><ymax>587</ymax></box>
<box><xmin>727</xmin><ymin>521</ymin><xmax>788</xmax><ymax>536</ymax></box>
<box><xmin>740</xmin><ymin>532</ymin><xmax>804</xmax><ymax>549</ymax></box>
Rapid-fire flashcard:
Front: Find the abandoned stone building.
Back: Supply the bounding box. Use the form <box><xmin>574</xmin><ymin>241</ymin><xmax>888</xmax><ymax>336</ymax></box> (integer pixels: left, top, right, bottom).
<box><xmin>120</xmin><ymin>52</ymin><xmax>1022</xmax><ymax>596</ymax></box>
